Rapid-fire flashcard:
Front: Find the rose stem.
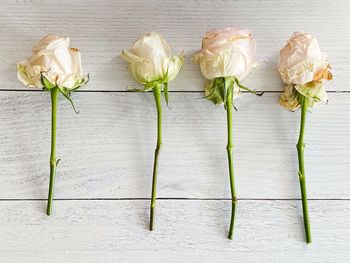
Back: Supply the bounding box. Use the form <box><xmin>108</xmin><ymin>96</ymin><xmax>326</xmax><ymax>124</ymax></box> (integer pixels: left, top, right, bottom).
<box><xmin>225</xmin><ymin>79</ymin><xmax>237</xmax><ymax>240</ymax></box>
<box><xmin>150</xmin><ymin>83</ymin><xmax>162</xmax><ymax>231</ymax></box>
<box><xmin>46</xmin><ymin>86</ymin><xmax>59</xmax><ymax>215</ymax></box>
<box><xmin>296</xmin><ymin>95</ymin><xmax>312</xmax><ymax>243</ymax></box>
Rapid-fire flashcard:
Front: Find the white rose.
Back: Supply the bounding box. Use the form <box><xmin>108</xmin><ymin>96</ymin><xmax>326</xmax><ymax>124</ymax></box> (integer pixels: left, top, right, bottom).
<box><xmin>17</xmin><ymin>34</ymin><xmax>85</xmax><ymax>89</ymax></box>
<box><xmin>278</xmin><ymin>32</ymin><xmax>332</xmax><ymax>85</ymax></box>
<box><xmin>193</xmin><ymin>27</ymin><xmax>257</xmax><ymax>81</ymax></box>
<box><xmin>121</xmin><ymin>32</ymin><xmax>184</xmax><ymax>84</ymax></box>
<box><xmin>278</xmin><ymin>32</ymin><xmax>332</xmax><ymax>110</ymax></box>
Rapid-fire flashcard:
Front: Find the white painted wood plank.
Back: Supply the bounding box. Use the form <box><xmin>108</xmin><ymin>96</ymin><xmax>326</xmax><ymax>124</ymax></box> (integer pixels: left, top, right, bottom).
<box><xmin>0</xmin><ymin>92</ymin><xmax>348</xmax><ymax>199</ymax></box>
<box><xmin>0</xmin><ymin>200</ymin><xmax>348</xmax><ymax>263</ymax></box>
<box><xmin>0</xmin><ymin>0</ymin><xmax>347</xmax><ymax>91</ymax></box>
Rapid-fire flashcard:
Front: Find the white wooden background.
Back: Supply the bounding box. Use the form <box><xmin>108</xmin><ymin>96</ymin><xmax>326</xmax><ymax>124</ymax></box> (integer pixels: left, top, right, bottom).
<box><xmin>0</xmin><ymin>0</ymin><xmax>349</xmax><ymax>262</ymax></box>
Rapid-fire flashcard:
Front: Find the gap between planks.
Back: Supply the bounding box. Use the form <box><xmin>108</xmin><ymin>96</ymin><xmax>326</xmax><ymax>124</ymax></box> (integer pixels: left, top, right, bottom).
<box><xmin>0</xmin><ymin>89</ymin><xmax>349</xmax><ymax>93</ymax></box>
<box><xmin>0</xmin><ymin>198</ymin><xmax>349</xmax><ymax>201</ymax></box>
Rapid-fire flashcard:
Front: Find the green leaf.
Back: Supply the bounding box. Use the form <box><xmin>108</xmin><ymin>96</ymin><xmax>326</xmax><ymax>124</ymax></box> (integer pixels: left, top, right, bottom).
<box><xmin>223</xmin><ymin>77</ymin><xmax>236</xmax><ymax>110</ymax></box>
<box><xmin>203</xmin><ymin>80</ymin><xmax>218</xmax><ymax>99</ymax></box>
<box><xmin>41</xmin><ymin>73</ymin><xmax>55</xmax><ymax>90</ymax></box>
<box><xmin>126</xmin><ymin>82</ymin><xmax>154</xmax><ymax>92</ymax></box>
<box><xmin>235</xmin><ymin>79</ymin><xmax>264</xmax><ymax>96</ymax></box>
<box><xmin>127</xmin><ymin>81</ymin><xmax>156</xmax><ymax>92</ymax></box>
<box><xmin>296</xmin><ymin>91</ymin><xmax>316</xmax><ymax>109</ymax></box>
<box><xmin>204</xmin><ymin>78</ymin><xmax>224</xmax><ymax>103</ymax></box>
<box><xmin>58</xmin><ymin>86</ymin><xmax>79</xmax><ymax>114</ymax></box>
<box><xmin>126</xmin><ymin>80</ymin><xmax>171</xmax><ymax>107</ymax></box>
<box><xmin>161</xmin><ymin>70</ymin><xmax>169</xmax><ymax>84</ymax></box>
<box><xmin>217</xmin><ymin>78</ymin><xmax>226</xmax><ymax>104</ymax></box>
<box><xmin>145</xmin><ymin>81</ymin><xmax>157</xmax><ymax>91</ymax></box>
<box><xmin>126</xmin><ymin>87</ymin><xmax>149</xmax><ymax>92</ymax></box>
<box><xmin>163</xmin><ymin>82</ymin><xmax>169</xmax><ymax>107</ymax></box>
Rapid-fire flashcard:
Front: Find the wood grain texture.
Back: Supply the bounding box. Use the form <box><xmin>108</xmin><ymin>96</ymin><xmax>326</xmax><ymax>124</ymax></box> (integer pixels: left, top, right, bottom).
<box><xmin>0</xmin><ymin>92</ymin><xmax>348</xmax><ymax>199</ymax></box>
<box><xmin>0</xmin><ymin>0</ymin><xmax>347</xmax><ymax>91</ymax></box>
<box><xmin>0</xmin><ymin>1</ymin><xmax>349</xmax><ymax>261</ymax></box>
<box><xmin>0</xmin><ymin>200</ymin><xmax>349</xmax><ymax>263</ymax></box>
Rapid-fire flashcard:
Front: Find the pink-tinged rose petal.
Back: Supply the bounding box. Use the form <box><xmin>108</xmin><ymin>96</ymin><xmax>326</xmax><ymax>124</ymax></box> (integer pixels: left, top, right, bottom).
<box><xmin>193</xmin><ymin>27</ymin><xmax>257</xmax><ymax>80</ymax></box>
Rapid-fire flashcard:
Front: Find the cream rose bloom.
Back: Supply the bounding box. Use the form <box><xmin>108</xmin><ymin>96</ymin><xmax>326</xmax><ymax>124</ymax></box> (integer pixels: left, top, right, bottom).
<box><xmin>278</xmin><ymin>32</ymin><xmax>332</xmax><ymax>111</ymax></box>
<box><xmin>17</xmin><ymin>34</ymin><xmax>86</xmax><ymax>89</ymax></box>
<box><xmin>193</xmin><ymin>27</ymin><xmax>257</xmax><ymax>80</ymax></box>
<box><xmin>121</xmin><ymin>32</ymin><xmax>184</xmax><ymax>84</ymax></box>
<box><xmin>278</xmin><ymin>32</ymin><xmax>332</xmax><ymax>85</ymax></box>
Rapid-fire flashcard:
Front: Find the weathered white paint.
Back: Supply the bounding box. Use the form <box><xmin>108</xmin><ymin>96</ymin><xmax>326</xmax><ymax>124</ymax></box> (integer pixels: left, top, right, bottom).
<box><xmin>0</xmin><ymin>0</ymin><xmax>348</xmax><ymax>261</ymax></box>
<box><xmin>0</xmin><ymin>200</ymin><xmax>349</xmax><ymax>263</ymax></box>
<box><xmin>0</xmin><ymin>0</ymin><xmax>348</xmax><ymax>92</ymax></box>
<box><xmin>0</xmin><ymin>92</ymin><xmax>348</xmax><ymax>199</ymax></box>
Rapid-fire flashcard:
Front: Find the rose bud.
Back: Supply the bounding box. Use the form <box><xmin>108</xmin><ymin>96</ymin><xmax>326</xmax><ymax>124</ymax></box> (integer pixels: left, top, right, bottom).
<box><xmin>121</xmin><ymin>32</ymin><xmax>183</xmax><ymax>85</ymax></box>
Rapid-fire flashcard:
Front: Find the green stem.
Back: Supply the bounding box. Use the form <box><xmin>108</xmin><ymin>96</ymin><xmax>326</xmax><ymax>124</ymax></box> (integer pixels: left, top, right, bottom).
<box><xmin>296</xmin><ymin>96</ymin><xmax>312</xmax><ymax>243</ymax></box>
<box><xmin>150</xmin><ymin>83</ymin><xmax>162</xmax><ymax>231</ymax></box>
<box><xmin>47</xmin><ymin>87</ymin><xmax>59</xmax><ymax>215</ymax></box>
<box><xmin>225</xmin><ymin>79</ymin><xmax>237</xmax><ymax>240</ymax></box>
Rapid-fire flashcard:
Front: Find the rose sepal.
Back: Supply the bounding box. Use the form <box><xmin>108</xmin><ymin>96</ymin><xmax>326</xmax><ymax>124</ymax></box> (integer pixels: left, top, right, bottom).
<box><xmin>127</xmin><ymin>72</ymin><xmax>171</xmax><ymax>107</ymax></box>
<box><xmin>204</xmin><ymin>76</ymin><xmax>263</xmax><ymax>107</ymax></box>
<box><xmin>41</xmin><ymin>73</ymin><xmax>89</xmax><ymax>114</ymax></box>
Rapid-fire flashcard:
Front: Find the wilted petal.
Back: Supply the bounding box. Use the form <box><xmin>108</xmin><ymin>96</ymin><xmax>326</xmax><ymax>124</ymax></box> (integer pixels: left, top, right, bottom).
<box><xmin>167</xmin><ymin>53</ymin><xmax>184</xmax><ymax>81</ymax></box>
<box><xmin>69</xmin><ymin>48</ymin><xmax>84</xmax><ymax>79</ymax></box>
<box><xmin>32</xmin><ymin>34</ymin><xmax>70</xmax><ymax>53</ymax></box>
<box><xmin>278</xmin><ymin>32</ymin><xmax>330</xmax><ymax>85</ymax></box>
<box><xmin>193</xmin><ymin>27</ymin><xmax>256</xmax><ymax>81</ymax></box>
<box><xmin>279</xmin><ymin>84</ymin><xmax>300</xmax><ymax>111</ymax></box>
<box><xmin>17</xmin><ymin>34</ymin><xmax>87</xmax><ymax>90</ymax></box>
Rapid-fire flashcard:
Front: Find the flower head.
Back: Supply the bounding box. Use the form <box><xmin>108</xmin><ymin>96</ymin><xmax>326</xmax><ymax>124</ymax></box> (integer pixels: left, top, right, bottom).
<box><xmin>278</xmin><ymin>32</ymin><xmax>332</xmax><ymax>110</ymax></box>
<box><xmin>193</xmin><ymin>27</ymin><xmax>257</xmax><ymax>81</ymax></box>
<box><xmin>278</xmin><ymin>32</ymin><xmax>332</xmax><ymax>85</ymax></box>
<box><xmin>194</xmin><ymin>28</ymin><xmax>259</xmax><ymax>105</ymax></box>
<box><xmin>121</xmin><ymin>32</ymin><xmax>184</xmax><ymax>84</ymax></box>
<box><xmin>17</xmin><ymin>34</ymin><xmax>87</xmax><ymax>90</ymax></box>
